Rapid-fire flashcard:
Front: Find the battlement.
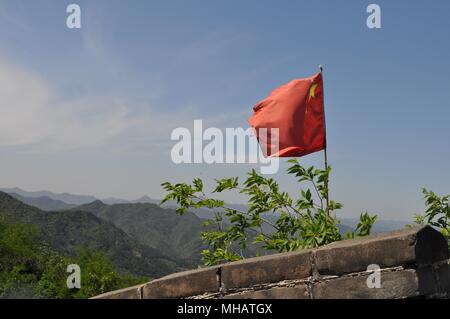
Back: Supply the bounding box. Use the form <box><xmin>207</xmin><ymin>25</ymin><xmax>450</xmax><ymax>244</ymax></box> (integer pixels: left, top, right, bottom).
<box><xmin>93</xmin><ymin>226</ymin><xmax>450</xmax><ymax>299</ymax></box>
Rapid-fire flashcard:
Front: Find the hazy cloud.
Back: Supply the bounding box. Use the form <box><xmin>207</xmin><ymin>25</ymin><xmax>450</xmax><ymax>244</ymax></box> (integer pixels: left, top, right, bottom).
<box><xmin>0</xmin><ymin>57</ymin><xmax>132</xmax><ymax>151</ymax></box>
<box><xmin>0</xmin><ymin>56</ymin><xmax>250</xmax><ymax>154</ymax></box>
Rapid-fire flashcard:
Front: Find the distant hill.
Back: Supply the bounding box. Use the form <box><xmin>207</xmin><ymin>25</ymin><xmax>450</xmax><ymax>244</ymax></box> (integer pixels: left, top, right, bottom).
<box><xmin>0</xmin><ymin>187</ymin><xmax>161</xmax><ymax>206</ymax></box>
<box><xmin>0</xmin><ymin>187</ymin><xmax>97</xmax><ymax>205</ymax></box>
<box><xmin>73</xmin><ymin>201</ymin><xmax>206</xmax><ymax>266</ymax></box>
<box><xmin>0</xmin><ymin>192</ymin><xmax>181</xmax><ymax>278</ymax></box>
<box><xmin>340</xmin><ymin>218</ymin><xmax>408</xmax><ymax>234</ymax></box>
<box><xmin>101</xmin><ymin>197</ymin><xmax>131</xmax><ymax>205</ymax></box>
<box><xmin>73</xmin><ymin>200</ymin><xmax>273</xmax><ymax>266</ymax></box>
<box><xmin>8</xmin><ymin>192</ymin><xmax>75</xmax><ymax>211</ymax></box>
<box><xmin>132</xmin><ymin>195</ymin><xmax>154</xmax><ymax>203</ymax></box>
<box><xmin>0</xmin><ymin>189</ymin><xmax>412</xmax><ymax>234</ymax></box>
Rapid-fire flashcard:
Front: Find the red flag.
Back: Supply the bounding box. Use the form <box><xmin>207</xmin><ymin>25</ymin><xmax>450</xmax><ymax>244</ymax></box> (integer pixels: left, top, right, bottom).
<box><xmin>248</xmin><ymin>72</ymin><xmax>326</xmax><ymax>157</ymax></box>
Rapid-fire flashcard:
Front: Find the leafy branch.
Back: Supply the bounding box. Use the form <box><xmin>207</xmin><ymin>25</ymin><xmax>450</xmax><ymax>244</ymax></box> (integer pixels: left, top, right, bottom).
<box><xmin>162</xmin><ymin>160</ymin><xmax>377</xmax><ymax>266</ymax></box>
<box><xmin>409</xmin><ymin>188</ymin><xmax>450</xmax><ymax>248</ymax></box>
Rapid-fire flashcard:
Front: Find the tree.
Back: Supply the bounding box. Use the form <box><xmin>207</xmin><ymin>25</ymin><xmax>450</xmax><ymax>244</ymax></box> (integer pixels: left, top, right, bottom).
<box><xmin>35</xmin><ymin>248</ymin><xmax>146</xmax><ymax>299</ymax></box>
<box><xmin>162</xmin><ymin>160</ymin><xmax>377</xmax><ymax>266</ymax></box>
<box><xmin>0</xmin><ymin>217</ymin><xmax>146</xmax><ymax>299</ymax></box>
<box><xmin>411</xmin><ymin>188</ymin><xmax>450</xmax><ymax>248</ymax></box>
<box><xmin>0</xmin><ymin>218</ymin><xmax>42</xmax><ymax>298</ymax></box>
<box><xmin>67</xmin><ymin>248</ymin><xmax>146</xmax><ymax>299</ymax></box>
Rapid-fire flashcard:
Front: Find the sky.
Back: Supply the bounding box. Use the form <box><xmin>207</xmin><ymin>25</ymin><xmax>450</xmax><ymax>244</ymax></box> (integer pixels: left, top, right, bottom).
<box><xmin>0</xmin><ymin>0</ymin><xmax>449</xmax><ymax>221</ymax></box>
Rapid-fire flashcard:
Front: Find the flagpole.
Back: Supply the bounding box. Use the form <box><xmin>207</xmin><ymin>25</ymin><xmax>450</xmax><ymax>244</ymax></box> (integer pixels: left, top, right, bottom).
<box><xmin>319</xmin><ymin>65</ymin><xmax>330</xmax><ymax>216</ymax></box>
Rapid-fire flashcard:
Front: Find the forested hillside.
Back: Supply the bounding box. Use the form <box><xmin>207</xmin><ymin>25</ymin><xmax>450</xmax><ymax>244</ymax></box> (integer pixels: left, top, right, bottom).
<box><xmin>0</xmin><ymin>192</ymin><xmax>181</xmax><ymax>278</ymax></box>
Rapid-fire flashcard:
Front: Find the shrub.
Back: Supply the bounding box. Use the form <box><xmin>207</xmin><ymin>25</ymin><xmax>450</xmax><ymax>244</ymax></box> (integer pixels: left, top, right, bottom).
<box><xmin>162</xmin><ymin>160</ymin><xmax>377</xmax><ymax>266</ymax></box>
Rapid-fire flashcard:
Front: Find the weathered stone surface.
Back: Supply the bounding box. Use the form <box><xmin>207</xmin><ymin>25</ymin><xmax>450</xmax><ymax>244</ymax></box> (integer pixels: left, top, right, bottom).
<box><xmin>436</xmin><ymin>262</ymin><xmax>450</xmax><ymax>293</ymax></box>
<box><xmin>221</xmin><ymin>250</ymin><xmax>312</xmax><ymax>289</ymax></box>
<box><xmin>92</xmin><ymin>226</ymin><xmax>449</xmax><ymax>299</ymax></box>
<box><xmin>414</xmin><ymin>227</ymin><xmax>450</xmax><ymax>264</ymax></box>
<box><xmin>315</xmin><ymin>226</ymin><xmax>449</xmax><ymax>276</ymax></box>
<box><xmin>312</xmin><ymin>270</ymin><xmax>422</xmax><ymax>299</ymax></box>
<box><xmin>223</xmin><ymin>285</ymin><xmax>309</xmax><ymax>299</ymax></box>
<box><xmin>415</xmin><ymin>266</ymin><xmax>439</xmax><ymax>296</ymax></box>
<box><xmin>90</xmin><ymin>284</ymin><xmax>142</xmax><ymax>299</ymax></box>
<box><xmin>142</xmin><ymin>266</ymin><xmax>220</xmax><ymax>299</ymax></box>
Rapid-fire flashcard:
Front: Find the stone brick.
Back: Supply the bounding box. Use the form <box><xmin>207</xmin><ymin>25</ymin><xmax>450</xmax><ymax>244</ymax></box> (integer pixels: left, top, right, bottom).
<box><xmin>314</xmin><ymin>226</ymin><xmax>449</xmax><ymax>276</ymax></box>
<box><xmin>221</xmin><ymin>250</ymin><xmax>312</xmax><ymax>290</ymax></box>
<box><xmin>223</xmin><ymin>285</ymin><xmax>309</xmax><ymax>299</ymax></box>
<box><xmin>90</xmin><ymin>284</ymin><xmax>142</xmax><ymax>299</ymax></box>
<box><xmin>312</xmin><ymin>268</ymin><xmax>439</xmax><ymax>299</ymax></box>
<box><xmin>142</xmin><ymin>266</ymin><xmax>220</xmax><ymax>299</ymax></box>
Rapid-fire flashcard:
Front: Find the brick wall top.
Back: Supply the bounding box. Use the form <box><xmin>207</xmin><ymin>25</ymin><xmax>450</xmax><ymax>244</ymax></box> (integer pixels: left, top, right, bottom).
<box><xmin>93</xmin><ymin>225</ymin><xmax>450</xmax><ymax>299</ymax></box>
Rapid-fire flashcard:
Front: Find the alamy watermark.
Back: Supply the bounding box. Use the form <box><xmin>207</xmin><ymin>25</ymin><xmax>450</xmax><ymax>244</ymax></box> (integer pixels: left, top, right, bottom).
<box><xmin>66</xmin><ymin>4</ymin><xmax>81</xmax><ymax>29</ymax></box>
<box><xmin>170</xmin><ymin>120</ymin><xmax>280</xmax><ymax>174</ymax></box>
<box><xmin>366</xmin><ymin>264</ymin><xmax>382</xmax><ymax>289</ymax></box>
<box><xmin>367</xmin><ymin>4</ymin><xmax>381</xmax><ymax>29</ymax></box>
<box><xmin>64</xmin><ymin>4</ymin><xmax>379</xmax><ymax>31</ymax></box>
<box><xmin>66</xmin><ymin>264</ymin><xmax>81</xmax><ymax>289</ymax></box>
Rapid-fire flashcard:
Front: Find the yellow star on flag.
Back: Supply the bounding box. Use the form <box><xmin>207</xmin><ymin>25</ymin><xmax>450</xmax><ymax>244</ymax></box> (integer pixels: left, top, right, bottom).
<box><xmin>308</xmin><ymin>83</ymin><xmax>318</xmax><ymax>101</ymax></box>
<box><xmin>306</xmin><ymin>82</ymin><xmax>318</xmax><ymax>114</ymax></box>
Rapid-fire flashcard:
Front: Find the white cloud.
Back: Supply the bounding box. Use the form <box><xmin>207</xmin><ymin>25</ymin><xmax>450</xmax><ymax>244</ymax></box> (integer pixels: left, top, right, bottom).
<box><xmin>0</xmin><ymin>38</ymin><xmax>252</xmax><ymax>154</ymax></box>
<box><xmin>0</xmin><ymin>58</ymin><xmax>132</xmax><ymax>151</ymax></box>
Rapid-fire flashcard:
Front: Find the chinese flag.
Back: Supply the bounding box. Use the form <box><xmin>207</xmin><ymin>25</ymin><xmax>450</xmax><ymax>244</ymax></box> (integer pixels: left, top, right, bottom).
<box><xmin>248</xmin><ymin>72</ymin><xmax>326</xmax><ymax>157</ymax></box>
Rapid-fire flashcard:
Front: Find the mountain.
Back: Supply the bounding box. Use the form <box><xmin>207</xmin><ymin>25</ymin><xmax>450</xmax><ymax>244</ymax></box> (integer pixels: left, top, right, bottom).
<box><xmin>0</xmin><ymin>187</ymin><xmax>162</xmax><ymax>207</ymax></box>
<box><xmin>102</xmin><ymin>197</ymin><xmax>130</xmax><ymax>205</ymax></box>
<box><xmin>73</xmin><ymin>201</ymin><xmax>206</xmax><ymax>266</ymax></box>
<box><xmin>132</xmin><ymin>195</ymin><xmax>154</xmax><ymax>203</ymax></box>
<box><xmin>0</xmin><ymin>192</ymin><xmax>181</xmax><ymax>278</ymax></box>
<box><xmin>73</xmin><ymin>197</ymin><xmax>358</xmax><ymax>259</ymax></box>
<box><xmin>0</xmin><ymin>189</ymin><xmax>412</xmax><ymax>234</ymax></box>
<box><xmin>0</xmin><ymin>187</ymin><xmax>97</xmax><ymax>205</ymax></box>
<box><xmin>340</xmin><ymin>218</ymin><xmax>408</xmax><ymax>233</ymax></box>
<box><xmin>160</xmin><ymin>200</ymin><xmax>249</xmax><ymax>220</ymax></box>
<box><xmin>8</xmin><ymin>192</ymin><xmax>75</xmax><ymax>211</ymax></box>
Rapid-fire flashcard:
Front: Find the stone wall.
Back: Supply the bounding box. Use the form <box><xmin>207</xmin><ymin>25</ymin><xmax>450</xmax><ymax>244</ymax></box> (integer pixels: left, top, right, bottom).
<box><xmin>93</xmin><ymin>225</ymin><xmax>450</xmax><ymax>299</ymax></box>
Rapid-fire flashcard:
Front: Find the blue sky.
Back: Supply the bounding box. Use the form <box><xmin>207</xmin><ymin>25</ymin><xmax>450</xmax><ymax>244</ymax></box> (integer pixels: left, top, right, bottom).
<box><xmin>0</xmin><ymin>0</ymin><xmax>449</xmax><ymax>220</ymax></box>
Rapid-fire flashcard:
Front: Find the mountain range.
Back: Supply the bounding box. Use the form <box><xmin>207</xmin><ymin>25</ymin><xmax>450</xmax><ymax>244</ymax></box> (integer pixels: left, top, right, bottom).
<box><xmin>0</xmin><ymin>192</ymin><xmax>182</xmax><ymax>278</ymax></box>
<box><xmin>7</xmin><ymin>192</ymin><xmax>76</xmax><ymax>211</ymax></box>
<box><xmin>0</xmin><ymin>187</ymin><xmax>410</xmax><ymax>280</ymax></box>
<box><xmin>0</xmin><ymin>188</ymin><xmax>409</xmax><ymax>233</ymax></box>
<box><xmin>0</xmin><ymin>187</ymin><xmax>248</xmax><ymax>212</ymax></box>
<box><xmin>1</xmin><ymin>187</ymin><xmax>409</xmax><ymax>233</ymax></box>
<box><xmin>0</xmin><ymin>189</ymin><xmax>261</xmax><ymax>278</ymax></box>
<box><xmin>73</xmin><ymin>200</ymin><xmax>206</xmax><ymax>265</ymax></box>
<box><xmin>0</xmin><ymin>187</ymin><xmax>98</xmax><ymax>205</ymax></box>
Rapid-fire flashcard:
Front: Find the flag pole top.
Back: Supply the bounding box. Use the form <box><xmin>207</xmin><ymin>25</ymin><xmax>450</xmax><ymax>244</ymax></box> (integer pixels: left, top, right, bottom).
<box><xmin>319</xmin><ymin>65</ymin><xmax>323</xmax><ymax>73</ymax></box>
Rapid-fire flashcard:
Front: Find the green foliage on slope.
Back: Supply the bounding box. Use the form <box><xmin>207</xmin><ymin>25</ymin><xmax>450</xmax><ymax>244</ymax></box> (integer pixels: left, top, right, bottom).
<box><xmin>0</xmin><ymin>218</ymin><xmax>145</xmax><ymax>299</ymax></box>
<box><xmin>74</xmin><ymin>201</ymin><xmax>206</xmax><ymax>266</ymax></box>
<box><xmin>0</xmin><ymin>192</ymin><xmax>180</xmax><ymax>278</ymax></box>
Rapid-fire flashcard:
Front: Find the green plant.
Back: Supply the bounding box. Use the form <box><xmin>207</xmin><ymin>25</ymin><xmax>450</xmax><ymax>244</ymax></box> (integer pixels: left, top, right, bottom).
<box><xmin>0</xmin><ymin>218</ymin><xmax>41</xmax><ymax>298</ymax></box>
<box><xmin>0</xmin><ymin>217</ymin><xmax>146</xmax><ymax>299</ymax></box>
<box><xmin>162</xmin><ymin>160</ymin><xmax>377</xmax><ymax>266</ymax></box>
<box><xmin>66</xmin><ymin>248</ymin><xmax>146</xmax><ymax>299</ymax></box>
<box><xmin>411</xmin><ymin>188</ymin><xmax>450</xmax><ymax>248</ymax></box>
